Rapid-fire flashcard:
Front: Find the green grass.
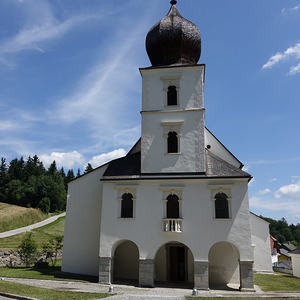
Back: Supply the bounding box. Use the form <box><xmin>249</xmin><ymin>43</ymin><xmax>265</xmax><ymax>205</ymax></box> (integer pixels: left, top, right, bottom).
<box><xmin>0</xmin><ymin>280</ymin><xmax>111</xmax><ymax>300</ymax></box>
<box><xmin>254</xmin><ymin>273</ymin><xmax>300</xmax><ymax>292</ymax></box>
<box><xmin>0</xmin><ymin>216</ymin><xmax>65</xmax><ymax>250</ymax></box>
<box><xmin>0</xmin><ymin>202</ymin><xmax>48</xmax><ymax>233</ymax></box>
<box><xmin>0</xmin><ymin>264</ymin><xmax>98</xmax><ymax>282</ymax></box>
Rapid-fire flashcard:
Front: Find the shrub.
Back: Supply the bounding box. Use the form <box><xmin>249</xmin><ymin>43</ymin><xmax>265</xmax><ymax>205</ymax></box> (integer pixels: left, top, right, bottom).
<box><xmin>41</xmin><ymin>235</ymin><xmax>63</xmax><ymax>266</ymax></box>
<box><xmin>17</xmin><ymin>233</ymin><xmax>38</xmax><ymax>267</ymax></box>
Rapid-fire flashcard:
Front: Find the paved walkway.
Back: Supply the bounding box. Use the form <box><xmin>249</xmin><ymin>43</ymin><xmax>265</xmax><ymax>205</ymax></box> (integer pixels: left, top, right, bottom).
<box><xmin>0</xmin><ymin>213</ymin><xmax>66</xmax><ymax>238</ymax></box>
<box><xmin>3</xmin><ymin>278</ymin><xmax>300</xmax><ymax>299</ymax></box>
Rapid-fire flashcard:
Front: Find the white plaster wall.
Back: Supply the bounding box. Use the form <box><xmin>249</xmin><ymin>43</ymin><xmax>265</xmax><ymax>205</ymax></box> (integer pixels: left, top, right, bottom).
<box><xmin>140</xmin><ymin>65</ymin><xmax>205</xmax><ymax>173</ymax></box>
<box><xmin>140</xmin><ymin>65</ymin><xmax>204</xmax><ymax>111</ymax></box>
<box><xmin>250</xmin><ymin>213</ymin><xmax>273</xmax><ymax>273</ymax></box>
<box><xmin>291</xmin><ymin>254</ymin><xmax>300</xmax><ymax>278</ymax></box>
<box><xmin>204</xmin><ymin>128</ymin><xmax>241</xmax><ymax>168</ymax></box>
<box><xmin>141</xmin><ymin>111</ymin><xmax>204</xmax><ymax>173</ymax></box>
<box><xmin>62</xmin><ymin>166</ymin><xmax>107</xmax><ymax>276</ymax></box>
<box><xmin>99</xmin><ymin>179</ymin><xmax>253</xmax><ymax>265</ymax></box>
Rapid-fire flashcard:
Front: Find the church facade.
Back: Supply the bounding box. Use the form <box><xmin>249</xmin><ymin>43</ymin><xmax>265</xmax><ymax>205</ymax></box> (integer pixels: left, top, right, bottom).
<box><xmin>62</xmin><ymin>1</ymin><xmax>272</xmax><ymax>291</ymax></box>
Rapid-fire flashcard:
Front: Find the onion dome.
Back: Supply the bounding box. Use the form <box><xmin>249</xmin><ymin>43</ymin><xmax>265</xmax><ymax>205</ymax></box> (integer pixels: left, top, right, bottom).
<box><xmin>146</xmin><ymin>0</ymin><xmax>201</xmax><ymax>67</ymax></box>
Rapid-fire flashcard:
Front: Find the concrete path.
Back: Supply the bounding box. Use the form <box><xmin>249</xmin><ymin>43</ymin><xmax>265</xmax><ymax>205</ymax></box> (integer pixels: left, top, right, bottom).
<box><xmin>0</xmin><ymin>213</ymin><xmax>66</xmax><ymax>238</ymax></box>
<box><xmin>3</xmin><ymin>277</ymin><xmax>300</xmax><ymax>299</ymax></box>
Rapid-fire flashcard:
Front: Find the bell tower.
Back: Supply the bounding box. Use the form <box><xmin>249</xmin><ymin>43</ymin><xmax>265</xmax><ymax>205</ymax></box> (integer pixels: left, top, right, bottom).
<box><xmin>140</xmin><ymin>1</ymin><xmax>206</xmax><ymax>174</ymax></box>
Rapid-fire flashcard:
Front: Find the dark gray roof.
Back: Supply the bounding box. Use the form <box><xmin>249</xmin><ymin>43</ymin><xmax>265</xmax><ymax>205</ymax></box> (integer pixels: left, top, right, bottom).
<box><xmin>206</xmin><ymin>150</ymin><xmax>251</xmax><ymax>178</ymax></box>
<box><xmin>103</xmin><ymin>152</ymin><xmax>140</xmax><ymax>177</ymax></box>
<box><xmin>146</xmin><ymin>3</ymin><xmax>201</xmax><ymax>67</ymax></box>
<box><xmin>102</xmin><ymin>150</ymin><xmax>251</xmax><ymax>180</ymax></box>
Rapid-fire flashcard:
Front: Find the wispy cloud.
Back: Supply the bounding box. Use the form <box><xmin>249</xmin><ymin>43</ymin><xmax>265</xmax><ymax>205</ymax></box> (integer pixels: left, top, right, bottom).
<box><xmin>250</xmin><ymin>179</ymin><xmax>300</xmax><ymax>223</ymax></box>
<box><xmin>0</xmin><ymin>0</ymin><xmax>107</xmax><ymax>67</ymax></box>
<box><xmin>51</xmin><ymin>8</ymin><xmax>153</xmax><ymax>151</ymax></box>
<box><xmin>258</xmin><ymin>188</ymin><xmax>271</xmax><ymax>195</ymax></box>
<box><xmin>270</xmin><ymin>178</ymin><xmax>277</xmax><ymax>183</ymax></box>
<box><xmin>262</xmin><ymin>42</ymin><xmax>300</xmax><ymax>75</ymax></box>
<box><xmin>282</xmin><ymin>3</ymin><xmax>300</xmax><ymax>14</ymax></box>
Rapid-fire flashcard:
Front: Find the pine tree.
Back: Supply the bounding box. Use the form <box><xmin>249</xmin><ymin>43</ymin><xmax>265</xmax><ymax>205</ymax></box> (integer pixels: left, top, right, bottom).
<box><xmin>76</xmin><ymin>168</ymin><xmax>81</xmax><ymax>177</ymax></box>
<box><xmin>48</xmin><ymin>161</ymin><xmax>57</xmax><ymax>176</ymax></box>
<box><xmin>0</xmin><ymin>157</ymin><xmax>8</xmax><ymax>202</ymax></box>
<box><xmin>84</xmin><ymin>163</ymin><xmax>93</xmax><ymax>174</ymax></box>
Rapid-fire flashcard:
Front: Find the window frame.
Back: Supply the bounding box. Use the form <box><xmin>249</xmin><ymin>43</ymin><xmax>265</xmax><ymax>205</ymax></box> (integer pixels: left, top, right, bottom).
<box><xmin>161</xmin><ymin>121</ymin><xmax>183</xmax><ymax>155</ymax></box>
<box><xmin>160</xmin><ymin>186</ymin><xmax>184</xmax><ymax>219</ymax></box>
<box><xmin>115</xmin><ymin>185</ymin><xmax>137</xmax><ymax>219</ymax></box>
<box><xmin>160</xmin><ymin>76</ymin><xmax>181</xmax><ymax>108</ymax></box>
<box><xmin>207</xmin><ymin>184</ymin><xmax>233</xmax><ymax>220</ymax></box>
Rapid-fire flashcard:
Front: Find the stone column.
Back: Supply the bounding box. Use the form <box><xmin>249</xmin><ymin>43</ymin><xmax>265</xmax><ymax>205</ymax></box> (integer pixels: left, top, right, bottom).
<box><xmin>194</xmin><ymin>261</ymin><xmax>209</xmax><ymax>290</ymax></box>
<box><xmin>139</xmin><ymin>259</ymin><xmax>154</xmax><ymax>287</ymax></box>
<box><xmin>99</xmin><ymin>257</ymin><xmax>112</xmax><ymax>284</ymax></box>
<box><xmin>239</xmin><ymin>261</ymin><xmax>255</xmax><ymax>292</ymax></box>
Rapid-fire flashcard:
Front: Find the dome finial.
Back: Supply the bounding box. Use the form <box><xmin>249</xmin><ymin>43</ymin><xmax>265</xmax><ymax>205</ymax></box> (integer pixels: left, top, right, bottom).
<box><xmin>170</xmin><ymin>0</ymin><xmax>177</xmax><ymax>5</ymax></box>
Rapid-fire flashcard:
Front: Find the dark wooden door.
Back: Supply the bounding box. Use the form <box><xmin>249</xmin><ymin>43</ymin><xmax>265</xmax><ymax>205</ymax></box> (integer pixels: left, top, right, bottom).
<box><xmin>169</xmin><ymin>246</ymin><xmax>185</xmax><ymax>282</ymax></box>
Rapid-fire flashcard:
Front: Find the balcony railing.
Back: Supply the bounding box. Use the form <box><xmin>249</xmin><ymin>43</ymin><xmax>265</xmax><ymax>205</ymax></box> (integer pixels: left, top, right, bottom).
<box><xmin>163</xmin><ymin>218</ymin><xmax>183</xmax><ymax>233</ymax></box>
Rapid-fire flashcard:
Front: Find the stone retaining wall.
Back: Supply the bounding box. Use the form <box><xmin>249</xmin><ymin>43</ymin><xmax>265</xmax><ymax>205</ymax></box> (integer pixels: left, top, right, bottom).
<box><xmin>0</xmin><ymin>250</ymin><xmax>63</xmax><ymax>267</ymax></box>
<box><xmin>0</xmin><ymin>250</ymin><xmax>22</xmax><ymax>267</ymax></box>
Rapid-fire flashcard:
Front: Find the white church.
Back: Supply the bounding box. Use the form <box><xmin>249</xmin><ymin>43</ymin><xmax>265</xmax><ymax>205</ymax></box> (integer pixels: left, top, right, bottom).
<box><xmin>62</xmin><ymin>1</ymin><xmax>273</xmax><ymax>291</ymax></box>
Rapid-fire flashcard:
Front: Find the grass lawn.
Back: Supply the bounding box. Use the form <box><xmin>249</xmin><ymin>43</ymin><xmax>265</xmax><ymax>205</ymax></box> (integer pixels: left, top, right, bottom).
<box><xmin>0</xmin><ymin>216</ymin><xmax>65</xmax><ymax>250</ymax></box>
<box><xmin>0</xmin><ymin>263</ymin><xmax>98</xmax><ymax>282</ymax></box>
<box><xmin>0</xmin><ymin>280</ymin><xmax>111</xmax><ymax>300</ymax></box>
<box><xmin>254</xmin><ymin>273</ymin><xmax>300</xmax><ymax>292</ymax></box>
<box><xmin>0</xmin><ymin>202</ymin><xmax>48</xmax><ymax>233</ymax></box>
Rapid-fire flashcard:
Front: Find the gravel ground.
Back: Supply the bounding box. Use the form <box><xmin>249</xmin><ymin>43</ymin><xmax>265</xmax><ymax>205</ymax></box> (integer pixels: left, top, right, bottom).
<box><xmin>4</xmin><ymin>278</ymin><xmax>300</xmax><ymax>299</ymax></box>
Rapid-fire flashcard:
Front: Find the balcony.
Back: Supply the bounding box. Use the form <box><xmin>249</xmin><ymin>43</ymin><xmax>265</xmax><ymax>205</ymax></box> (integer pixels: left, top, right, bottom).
<box><xmin>163</xmin><ymin>218</ymin><xmax>183</xmax><ymax>233</ymax></box>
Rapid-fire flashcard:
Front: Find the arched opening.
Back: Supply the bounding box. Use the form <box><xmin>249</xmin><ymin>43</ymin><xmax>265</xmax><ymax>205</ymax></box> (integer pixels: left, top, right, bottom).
<box><xmin>215</xmin><ymin>192</ymin><xmax>229</xmax><ymax>219</ymax></box>
<box><xmin>208</xmin><ymin>241</ymin><xmax>240</xmax><ymax>289</ymax></box>
<box><xmin>167</xmin><ymin>131</ymin><xmax>178</xmax><ymax>153</ymax></box>
<box><xmin>112</xmin><ymin>240</ymin><xmax>139</xmax><ymax>284</ymax></box>
<box><xmin>121</xmin><ymin>193</ymin><xmax>133</xmax><ymax>218</ymax></box>
<box><xmin>167</xmin><ymin>194</ymin><xmax>180</xmax><ymax>218</ymax></box>
<box><xmin>154</xmin><ymin>242</ymin><xmax>194</xmax><ymax>287</ymax></box>
<box><xmin>167</xmin><ymin>85</ymin><xmax>177</xmax><ymax>106</ymax></box>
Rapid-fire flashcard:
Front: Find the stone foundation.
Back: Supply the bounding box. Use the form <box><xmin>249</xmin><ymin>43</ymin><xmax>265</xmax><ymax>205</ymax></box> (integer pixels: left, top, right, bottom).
<box><xmin>99</xmin><ymin>257</ymin><xmax>112</xmax><ymax>284</ymax></box>
<box><xmin>194</xmin><ymin>261</ymin><xmax>209</xmax><ymax>290</ymax></box>
<box><xmin>239</xmin><ymin>261</ymin><xmax>255</xmax><ymax>291</ymax></box>
<box><xmin>139</xmin><ymin>259</ymin><xmax>154</xmax><ymax>287</ymax></box>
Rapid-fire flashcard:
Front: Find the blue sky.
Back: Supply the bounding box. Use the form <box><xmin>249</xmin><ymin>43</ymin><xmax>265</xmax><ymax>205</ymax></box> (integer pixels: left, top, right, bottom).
<box><xmin>0</xmin><ymin>0</ymin><xmax>299</xmax><ymax>224</ymax></box>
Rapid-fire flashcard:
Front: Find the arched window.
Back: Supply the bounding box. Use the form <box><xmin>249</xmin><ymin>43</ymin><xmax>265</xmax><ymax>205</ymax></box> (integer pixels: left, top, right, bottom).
<box><xmin>167</xmin><ymin>86</ymin><xmax>177</xmax><ymax>106</ymax></box>
<box><xmin>215</xmin><ymin>192</ymin><xmax>229</xmax><ymax>219</ymax></box>
<box><xmin>121</xmin><ymin>193</ymin><xmax>133</xmax><ymax>218</ymax></box>
<box><xmin>168</xmin><ymin>131</ymin><xmax>178</xmax><ymax>153</ymax></box>
<box><xmin>167</xmin><ymin>194</ymin><xmax>180</xmax><ymax>218</ymax></box>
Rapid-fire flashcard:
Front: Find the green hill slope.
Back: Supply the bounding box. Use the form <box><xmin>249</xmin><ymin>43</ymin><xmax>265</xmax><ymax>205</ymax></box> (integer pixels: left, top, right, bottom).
<box><xmin>0</xmin><ymin>203</ymin><xmax>48</xmax><ymax>233</ymax></box>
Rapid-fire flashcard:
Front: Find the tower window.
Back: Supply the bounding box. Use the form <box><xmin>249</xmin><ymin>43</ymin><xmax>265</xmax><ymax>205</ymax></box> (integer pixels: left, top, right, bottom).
<box><xmin>167</xmin><ymin>194</ymin><xmax>180</xmax><ymax>218</ymax></box>
<box><xmin>167</xmin><ymin>86</ymin><xmax>177</xmax><ymax>106</ymax></box>
<box><xmin>167</xmin><ymin>131</ymin><xmax>178</xmax><ymax>153</ymax></box>
<box><xmin>215</xmin><ymin>192</ymin><xmax>229</xmax><ymax>219</ymax></box>
<box><xmin>121</xmin><ymin>193</ymin><xmax>133</xmax><ymax>218</ymax></box>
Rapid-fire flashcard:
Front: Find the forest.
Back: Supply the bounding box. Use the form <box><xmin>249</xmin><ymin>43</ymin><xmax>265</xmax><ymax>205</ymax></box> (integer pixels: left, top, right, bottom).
<box><xmin>261</xmin><ymin>216</ymin><xmax>300</xmax><ymax>246</ymax></box>
<box><xmin>0</xmin><ymin>156</ymin><xmax>93</xmax><ymax>213</ymax></box>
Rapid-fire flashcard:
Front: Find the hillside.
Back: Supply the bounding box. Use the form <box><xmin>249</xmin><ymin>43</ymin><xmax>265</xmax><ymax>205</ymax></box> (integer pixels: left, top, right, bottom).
<box><xmin>0</xmin><ymin>203</ymin><xmax>48</xmax><ymax>233</ymax></box>
<box><xmin>0</xmin><ymin>216</ymin><xmax>65</xmax><ymax>250</ymax></box>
